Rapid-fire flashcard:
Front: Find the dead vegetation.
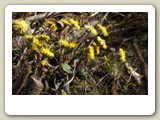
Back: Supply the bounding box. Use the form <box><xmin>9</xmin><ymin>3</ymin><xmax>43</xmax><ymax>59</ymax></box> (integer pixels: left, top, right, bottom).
<box><xmin>12</xmin><ymin>12</ymin><xmax>148</xmax><ymax>95</ymax></box>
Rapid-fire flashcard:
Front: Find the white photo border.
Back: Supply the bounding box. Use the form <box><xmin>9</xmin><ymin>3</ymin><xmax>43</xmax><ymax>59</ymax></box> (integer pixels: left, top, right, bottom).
<box><xmin>5</xmin><ymin>5</ymin><xmax>155</xmax><ymax>115</ymax></box>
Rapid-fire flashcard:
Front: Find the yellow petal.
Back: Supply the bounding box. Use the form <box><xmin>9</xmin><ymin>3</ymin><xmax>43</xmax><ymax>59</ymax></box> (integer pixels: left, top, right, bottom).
<box><xmin>119</xmin><ymin>48</ymin><xmax>126</xmax><ymax>62</ymax></box>
<box><xmin>41</xmin><ymin>60</ymin><xmax>48</xmax><ymax>66</ymax></box>
<box><xmin>84</xmin><ymin>25</ymin><xmax>97</xmax><ymax>36</ymax></box>
<box><xmin>58</xmin><ymin>40</ymin><xmax>70</xmax><ymax>47</ymax></box>
<box><xmin>95</xmin><ymin>46</ymin><xmax>100</xmax><ymax>55</ymax></box>
<box><xmin>45</xmin><ymin>20</ymin><xmax>57</xmax><ymax>32</ymax></box>
<box><xmin>24</xmin><ymin>35</ymin><xmax>34</xmax><ymax>40</ymax></box>
<box><xmin>97</xmin><ymin>36</ymin><xmax>107</xmax><ymax>49</ymax></box>
<box><xmin>36</xmin><ymin>34</ymin><xmax>50</xmax><ymax>41</ymax></box>
<box><xmin>60</xmin><ymin>19</ymin><xmax>72</xmax><ymax>26</ymax></box>
<box><xmin>97</xmin><ymin>24</ymin><xmax>109</xmax><ymax>37</ymax></box>
<box><xmin>88</xmin><ymin>46</ymin><xmax>95</xmax><ymax>60</ymax></box>
<box><xmin>69</xmin><ymin>18</ymin><xmax>80</xmax><ymax>30</ymax></box>
<box><xmin>69</xmin><ymin>42</ymin><xmax>77</xmax><ymax>48</ymax></box>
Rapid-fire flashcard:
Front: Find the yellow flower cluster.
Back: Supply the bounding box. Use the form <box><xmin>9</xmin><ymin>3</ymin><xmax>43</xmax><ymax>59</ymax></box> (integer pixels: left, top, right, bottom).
<box><xmin>45</xmin><ymin>20</ymin><xmax>58</xmax><ymax>32</ymax></box>
<box><xmin>69</xmin><ymin>42</ymin><xmax>77</xmax><ymax>48</ymax></box>
<box><xmin>58</xmin><ymin>39</ymin><xmax>77</xmax><ymax>49</ymax></box>
<box><xmin>84</xmin><ymin>25</ymin><xmax>98</xmax><ymax>36</ymax></box>
<box><xmin>97</xmin><ymin>36</ymin><xmax>107</xmax><ymax>49</ymax></box>
<box><xmin>24</xmin><ymin>34</ymin><xmax>54</xmax><ymax>58</ymax></box>
<box><xmin>60</xmin><ymin>18</ymin><xmax>80</xmax><ymax>30</ymax></box>
<box><xmin>31</xmin><ymin>38</ymin><xmax>42</xmax><ymax>51</ymax></box>
<box><xmin>24</xmin><ymin>34</ymin><xmax>34</xmax><ymax>40</ymax></box>
<box><xmin>58</xmin><ymin>40</ymin><xmax>69</xmax><ymax>47</ymax></box>
<box><xmin>60</xmin><ymin>19</ymin><xmax>72</xmax><ymax>26</ymax></box>
<box><xmin>119</xmin><ymin>48</ymin><xmax>126</xmax><ymax>62</ymax></box>
<box><xmin>88</xmin><ymin>46</ymin><xmax>95</xmax><ymax>60</ymax></box>
<box><xmin>41</xmin><ymin>46</ymin><xmax>54</xmax><ymax>57</ymax></box>
<box><xmin>24</xmin><ymin>35</ymin><xmax>42</xmax><ymax>51</ymax></box>
<box><xmin>13</xmin><ymin>19</ymin><xmax>28</xmax><ymax>34</ymax></box>
<box><xmin>35</xmin><ymin>34</ymin><xmax>50</xmax><ymax>41</ymax></box>
<box><xmin>25</xmin><ymin>34</ymin><xmax>50</xmax><ymax>42</ymax></box>
<box><xmin>87</xmin><ymin>36</ymin><xmax>107</xmax><ymax>59</ymax></box>
<box><xmin>97</xmin><ymin>24</ymin><xmax>109</xmax><ymax>37</ymax></box>
<box><xmin>68</xmin><ymin>18</ymin><xmax>80</xmax><ymax>30</ymax></box>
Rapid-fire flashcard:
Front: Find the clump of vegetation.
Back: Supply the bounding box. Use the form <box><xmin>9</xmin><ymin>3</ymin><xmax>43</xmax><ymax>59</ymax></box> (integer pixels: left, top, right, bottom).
<box><xmin>12</xmin><ymin>12</ymin><xmax>148</xmax><ymax>95</ymax></box>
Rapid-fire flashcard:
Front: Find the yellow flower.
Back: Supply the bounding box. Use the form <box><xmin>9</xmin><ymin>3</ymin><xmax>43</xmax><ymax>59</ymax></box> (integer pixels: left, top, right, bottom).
<box><xmin>24</xmin><ymin>35</ymin><xmax>34</xmax><ymax>40</ymax></box>
<box><xmin>33</xmin><ymin>38</ymin><xmax>41</xmax><ymax>46</ymax></box>
<box><xmin>41</xmin><ymin>59</ymin><xmax>48</xmax><ymax>66</ymax></box>
<box><xmin>97</xmin><ymin>24</ymin><xmax>109</xmax><ymax>37</ymax></box>
<box><xmin>84</xmin><ymin>25</ymin><xmax>98</xmax><ymax>36</ymax></box>
<box><xmin>47</xmin><ymin>51</ymin><xmax>54</xmax><ymax>57</ymax></box>
<box><xmin>41</xmin><ymin>47</ymin><xmax>54</xmax><ymax>57</ymax></box>
<box><xmin>32</xmin><ymin>38</ymin><xmax>39</xmax><ymax>44</ymax></box>
<box><xmin>58</xmin><ymin>40</ymin><xmax>69</xmax><ymax>47</ymax></box>
<box><xmin>68</xmin><ymin>18</ymin><xmax>80</xmax><ymax>30</ymax></box>
<box><xmin>36</xmin><ymin>34</ymin><xmax>50</xmax><ymax>41</ymax></box>
<box><xmin>88</xmin><ymin>46</ymin><xmax>95</xmax><ymax>60</ymax></box>
<box><xmin>97</xmin><ymin>36</ymin><xmax>107</xmax><ymax>49</ymax></box>
<box><xmin>119</xmin><ymin>48</ymin><xmax>126</xmax><ymax>62</ymax></box>
<box><xmin>69</xmin><ymin>42</ymin><xmax>77</xmax><ymax>48</ymax></box>
<box><xmin>92</xmin><ymin>42</ymin><xmax>100</xmax><ymax>55</ymax></box>
<box><xmin>31</xmin><ymin>43</ymin><xmax>38</xmax><ymax>51</ymax></box>
<box><xmin>45</xmin><ymin>20</ymin><xmax>57</xmax><ymax>32</ymax></box>
<box><xmin>51</xmin><ymin>24</ymin><xmax>58</xmax><ymax>32</ymax></box>
<box><xmin>45</xmin><ymin>20</ymin><xmax>53</xmax><ymax>25</ymax></box>
<box><xmin>95</xmin><ymin>46</ymin><xmax>100</xmax><ymax>55</ymax></box>
<box><xmin>31</xmin><ymin>38</ymin><xmax>41</xmax><ymax>51</ymax></box>
<box><xmin>13</xmin><ymin>19</ymin><xmax>28</xmax><ymax>34</ymax></box>
<box><xmin>41</xmin><ymin>47</ymin><xmax>48</xmax><ymax>55</ymax></box>
<box><xmin>60</xmin><ymin>19</ymin><xmax>72</xmax><ymax>26</ymax></box>
<box><xmin>24</xmin><ymin>35</ymin><xmax>41</xmax><ymax>51</ymax></box>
